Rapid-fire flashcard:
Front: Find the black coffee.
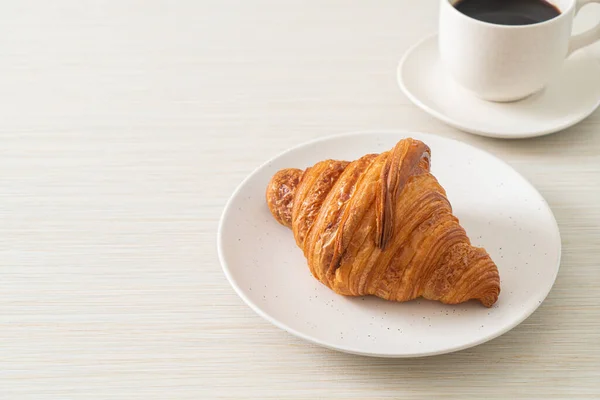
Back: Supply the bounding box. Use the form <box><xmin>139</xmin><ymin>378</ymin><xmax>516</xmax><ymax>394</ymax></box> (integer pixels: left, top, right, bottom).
<box><xmin>454</xmin><ymin>0</ymin><xmax>561</xmax><ymax>25</ymax></box>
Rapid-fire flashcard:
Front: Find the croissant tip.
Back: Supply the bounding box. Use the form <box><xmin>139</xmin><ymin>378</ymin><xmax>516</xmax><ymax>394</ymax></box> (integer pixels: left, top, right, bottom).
<box><xmin>266</xmin><ymin>168</ymin><xmax>303</xmax><ymax>228</ymax></box>
<box><xmin>478</xmin><ymin>290</ymin><xmax>500</xmax><ymax>308</ymax></box>
<box><xmin>480</xmin><ymin>299</ymin><xmax>496</xmax><ymax>308</ymax></box>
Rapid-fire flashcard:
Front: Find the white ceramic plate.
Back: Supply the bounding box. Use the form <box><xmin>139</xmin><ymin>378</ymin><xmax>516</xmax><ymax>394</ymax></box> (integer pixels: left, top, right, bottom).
<box><xmin>397</xmin><ymin>34</ymin><xmax>600</xmax><ymax>139</ymax></box>
<box><xmin>218</xmin><ymin>131</ymin><xmax>561</xmax><ymax>357</ymax></box>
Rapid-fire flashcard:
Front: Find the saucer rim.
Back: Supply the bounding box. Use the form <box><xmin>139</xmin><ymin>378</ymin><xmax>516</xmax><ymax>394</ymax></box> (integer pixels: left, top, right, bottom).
<box><xmin>397</xmin><ymin>33</ymin><xmax>600</xmax><ymax>139</ymax></box>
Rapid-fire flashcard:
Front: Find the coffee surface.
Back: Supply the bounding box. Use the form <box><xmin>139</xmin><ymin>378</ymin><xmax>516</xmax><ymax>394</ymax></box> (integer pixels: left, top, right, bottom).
<box><xmin>454</xmin><ymin>0</ymin><xmax>561</xmax><ymax>25</ymax></box>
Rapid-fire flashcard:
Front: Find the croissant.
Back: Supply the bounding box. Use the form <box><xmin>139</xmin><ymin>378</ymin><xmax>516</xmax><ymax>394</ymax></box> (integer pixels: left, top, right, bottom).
<box><xmin>266</xmin><ymin>138</ymin><xmax>500</xmax><ymax>307</ymax></box>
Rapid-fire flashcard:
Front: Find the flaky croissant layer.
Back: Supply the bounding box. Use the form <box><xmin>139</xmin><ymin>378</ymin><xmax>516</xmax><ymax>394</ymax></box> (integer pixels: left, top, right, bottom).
<box><xmin>266</xmin><ymin>138</ymin><xmax>500</xmax><ymax>307</ymax></box>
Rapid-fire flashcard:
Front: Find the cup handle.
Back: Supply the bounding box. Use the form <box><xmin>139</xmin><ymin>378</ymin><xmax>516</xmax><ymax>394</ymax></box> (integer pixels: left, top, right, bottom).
<box><xmin>568</xmin><ymin>0</ymin><xmax>600</xmax><ymax>55</ymax></box>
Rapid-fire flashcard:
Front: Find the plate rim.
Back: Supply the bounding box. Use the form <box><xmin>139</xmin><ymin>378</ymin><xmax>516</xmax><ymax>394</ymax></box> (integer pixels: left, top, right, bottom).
<box><xmin>397</xmin><ymin>33</ymin><xmax>600</xmax><ymax>139</ymax></box>
<box><xmin>217</xmin><ymin>130</ymin><xmax>562</xmax><ymax>358</ymax></box>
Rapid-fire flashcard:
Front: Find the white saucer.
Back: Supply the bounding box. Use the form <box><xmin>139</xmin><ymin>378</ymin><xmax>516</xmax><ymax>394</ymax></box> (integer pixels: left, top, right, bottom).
<box><xmin>398</xmin><ymin>34</ymin><xmax>600</xmax><ymax>139</ymax></box>
<box><xmin>218</xmin><ymin>131</ymin><xmax>561</xmax><ymax>357</ymax></box>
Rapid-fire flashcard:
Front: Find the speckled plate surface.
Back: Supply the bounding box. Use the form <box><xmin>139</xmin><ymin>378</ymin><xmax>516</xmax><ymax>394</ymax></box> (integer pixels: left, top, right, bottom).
<box><xmin>217</xmin><ymin>131</ymin><xmax>561</xmax><ymax>357</ymax></box>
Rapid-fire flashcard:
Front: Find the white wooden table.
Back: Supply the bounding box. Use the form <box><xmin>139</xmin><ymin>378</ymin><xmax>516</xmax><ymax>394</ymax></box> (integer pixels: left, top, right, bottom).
<box><xmin>1</xmin><ymin>1</ymin><xmax>599</xmax><ymax>398</ymax></box>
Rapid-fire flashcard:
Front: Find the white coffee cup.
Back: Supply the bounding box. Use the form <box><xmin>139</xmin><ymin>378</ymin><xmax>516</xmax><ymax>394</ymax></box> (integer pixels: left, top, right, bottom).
<box><xmin>439</xmin><ymin>0</ymin><xmax>600</xmax><ymax>102</ymax></box>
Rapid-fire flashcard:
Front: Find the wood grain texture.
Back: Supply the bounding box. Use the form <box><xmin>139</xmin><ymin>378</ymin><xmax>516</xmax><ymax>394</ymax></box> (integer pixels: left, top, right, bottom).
<box><xmin>0</xmin><ymin>0</ymin><xmax>599</xmax><ymax>398</ymax></box>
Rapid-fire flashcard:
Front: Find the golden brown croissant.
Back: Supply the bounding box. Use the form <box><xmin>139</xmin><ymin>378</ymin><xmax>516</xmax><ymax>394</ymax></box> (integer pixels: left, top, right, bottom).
<box><xmin>266</xmin><ymin>138</ymin><xmax>500</xmax><ymax>307</ymax></box>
